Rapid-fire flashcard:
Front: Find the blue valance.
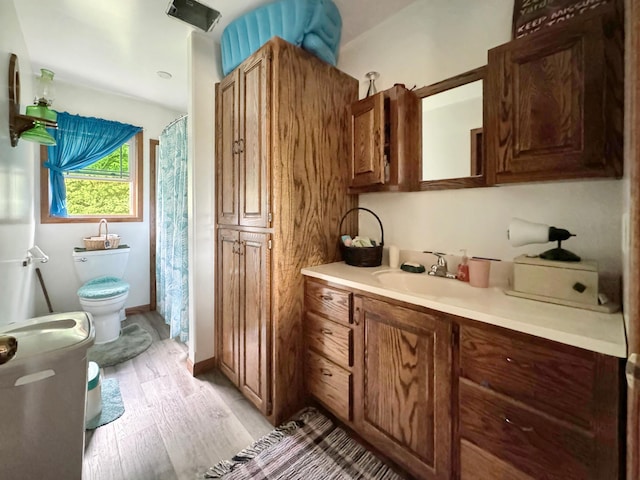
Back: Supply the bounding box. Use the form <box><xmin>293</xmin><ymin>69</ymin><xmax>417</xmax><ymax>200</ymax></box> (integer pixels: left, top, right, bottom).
<box><xmin>44</xmin><ymin>112</ymin><xmax>142</xmax><ymax>217</ymax></box>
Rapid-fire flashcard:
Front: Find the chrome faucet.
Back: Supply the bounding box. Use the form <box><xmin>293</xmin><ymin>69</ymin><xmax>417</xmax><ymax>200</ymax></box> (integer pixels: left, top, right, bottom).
<box><xmin>423</xmin><ymin>251</ymin><xmax>457</xmax><ymax>279</ymax></box>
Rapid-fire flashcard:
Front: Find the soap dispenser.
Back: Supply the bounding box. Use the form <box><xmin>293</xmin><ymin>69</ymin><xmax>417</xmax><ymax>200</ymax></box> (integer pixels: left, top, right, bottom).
<box><xmin>457</xmin><ymin>250</ymin><xmax>469</xmax><ymax>282</ymax></box>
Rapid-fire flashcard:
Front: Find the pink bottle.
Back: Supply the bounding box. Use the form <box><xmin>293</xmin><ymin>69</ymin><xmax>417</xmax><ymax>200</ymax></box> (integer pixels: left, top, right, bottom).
<box><xmin>457</xmin><ymin>250</ymin><xmax>469</xmax><ymax>282</ymax></box>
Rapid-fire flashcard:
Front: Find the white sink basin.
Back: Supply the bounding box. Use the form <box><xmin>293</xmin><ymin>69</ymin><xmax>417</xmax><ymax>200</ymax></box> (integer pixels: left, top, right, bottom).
<box><xmin>372</xmin><ymin>269</ymin><xmax>471</xmax><ymax>299</ymax></box>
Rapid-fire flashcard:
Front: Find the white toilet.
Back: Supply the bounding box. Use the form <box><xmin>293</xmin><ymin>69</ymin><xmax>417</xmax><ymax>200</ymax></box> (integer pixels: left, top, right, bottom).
<box><xmin>72</xmin><ymin>247</ymin><xmax>130</xmax><ymax>344</ymax></box>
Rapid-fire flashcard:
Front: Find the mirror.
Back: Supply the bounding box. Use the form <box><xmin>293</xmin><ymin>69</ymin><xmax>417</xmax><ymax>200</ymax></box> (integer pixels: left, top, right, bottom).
<box><xmin>414</xmin><ymin>66</ymin><xmax>487</xmax><ymax>190</ymax></box>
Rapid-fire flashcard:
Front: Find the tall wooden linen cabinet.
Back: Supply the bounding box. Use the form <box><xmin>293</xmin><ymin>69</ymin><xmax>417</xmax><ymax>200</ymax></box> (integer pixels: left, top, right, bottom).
<box><xmin>215</xmin><ymin>37</ymin><xmax>358</xmax><ymax>425</ymax></box>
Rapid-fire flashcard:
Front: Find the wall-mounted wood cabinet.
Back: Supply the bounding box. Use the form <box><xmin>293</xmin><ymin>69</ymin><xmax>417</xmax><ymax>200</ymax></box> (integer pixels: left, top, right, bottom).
<box><xmin>486</xmin><ymin>9</ymin><xmax>623</xmax><ymax>184</ymax></box>
<box><xmin>215</xmin><ymin>38</ymin><xmax>358</xmax><ymax>425</ymax></box>
<box><xmin>348</xmin><ymin>85</ymin><xmax>420</xmax><ymax>193</ymax></box>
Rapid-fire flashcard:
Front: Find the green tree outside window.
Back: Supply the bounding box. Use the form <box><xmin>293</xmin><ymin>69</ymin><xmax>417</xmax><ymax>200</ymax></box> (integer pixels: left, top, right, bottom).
<box><xmin>64</xmin><ymin>144</ymin><xmax>132</xmax><ymax>215</ymax></box>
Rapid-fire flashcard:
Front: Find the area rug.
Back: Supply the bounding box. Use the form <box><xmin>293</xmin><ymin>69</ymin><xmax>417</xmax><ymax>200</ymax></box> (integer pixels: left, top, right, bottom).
<box><xmin>205</xmin><ymin>407</ymin><xmax>402</xmax><ymax>479</ymax></box>
<box><xmin>88</xmin><ymin>323</ymin><xmax>152</xmax><ymax>367</ymax></box>
<box><xmin>85</xmin><ymin>378</ymin><xmax>125</xmax><ymax>430</ymax></box>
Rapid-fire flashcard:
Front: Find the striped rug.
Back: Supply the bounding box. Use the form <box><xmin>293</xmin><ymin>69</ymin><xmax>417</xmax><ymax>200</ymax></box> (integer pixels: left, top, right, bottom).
<box><xmin>204</xmin><ymin>408</ymin><xmax>402</xmax><ymax>479</ymax></box>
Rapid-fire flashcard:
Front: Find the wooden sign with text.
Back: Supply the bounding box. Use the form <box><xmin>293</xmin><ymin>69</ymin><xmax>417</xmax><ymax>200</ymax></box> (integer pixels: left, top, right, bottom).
<box><xmin>513</xmin><ymin>0</ymin><xmax>611</xmax><ymax>38</ymax></box>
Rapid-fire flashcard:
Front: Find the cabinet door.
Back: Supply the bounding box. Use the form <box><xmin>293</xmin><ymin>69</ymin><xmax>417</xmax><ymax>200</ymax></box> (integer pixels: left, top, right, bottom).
<box><xmin>487</xmin><ymin>14</ymin><xmax>621</xmax><ymax>183</ymax></box>
<box><xmin>239</xmin><ymin>231</ymin><xmax>271</xmax><ymax>415</ymax></box>
<box><xmin>217</xmin><ymin>229</ymin><xmax>240</xmax><ymax>384</ymax></box>
<box><xmin>239</xmin><ymin>49</ymin><xmax>271</xmax><ymax>228</ymax></box>
<box><xmin>216</xmin><ymin>71</ymin><xmax>240</xmax><ymax>226</ymax></box>
<box><xmin>349</xmin><ymin>93</ymin><xmax>385</xmax><ymax>187</ymax></box>
<box><xmin>354</xmin><ymin>296</ymin><xmax>452</xmax><ymax>480</ymax></box>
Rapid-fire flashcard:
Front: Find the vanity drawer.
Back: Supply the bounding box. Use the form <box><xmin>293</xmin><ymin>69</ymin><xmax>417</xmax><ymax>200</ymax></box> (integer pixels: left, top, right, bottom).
<box><xmin>459</xmin><ymin>380</ymin><xmax>592</xmax><ymax>480</ymax></box>
<box><xmin>305</xmin><ymin>280</ymin><xmax>352</xmax><ymax>325</ymax></box>
<box><xmin>459</xmin><ymin>324</ymin><xmax>595</xmax><ymax>428</ymax></box>
<box><xmin>305</xmin><ymin>350</ymin><xmax>351</xmax><ymax>421</ymax></box>
<box><xmin>460</xmin><ymin>439</ymin><xmax>535</xmax><ymax>480</ymax></box>
<box><xmin>305</xmin><ymin>311</ymin><xmax>352</xmax><ymax>368</ymax></box>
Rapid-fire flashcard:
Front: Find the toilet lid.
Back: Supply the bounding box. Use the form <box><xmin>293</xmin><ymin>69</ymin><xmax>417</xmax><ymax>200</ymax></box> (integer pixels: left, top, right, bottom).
<box><xmin>77</xmin><ymin>276</ymin><xmax>130</xmax><ymax>300</ymax></box>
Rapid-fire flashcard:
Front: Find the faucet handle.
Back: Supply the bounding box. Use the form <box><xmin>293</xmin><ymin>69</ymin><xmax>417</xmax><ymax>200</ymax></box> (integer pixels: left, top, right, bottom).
<box><xmin>423</xmin><ymin>251</ymin><xmax>448</xmax><ymax>266</ymax></box>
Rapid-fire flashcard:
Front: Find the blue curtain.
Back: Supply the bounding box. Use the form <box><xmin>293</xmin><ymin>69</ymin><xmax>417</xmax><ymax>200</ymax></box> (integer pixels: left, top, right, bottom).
<box><xmin>157</xmin><ymin>116</ymin><xmax>189</xmax><ymax>342</ymax></box>
<box><xmin>45</xmin><ymin>112</ymin><xmax>142</xmax><ymax>217</ymax></box>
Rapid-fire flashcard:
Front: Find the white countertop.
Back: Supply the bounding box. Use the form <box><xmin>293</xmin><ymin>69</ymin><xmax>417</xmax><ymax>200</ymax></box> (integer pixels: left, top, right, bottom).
<box><xmin>301</xmin><ymin>262</ymin><xmax>627</xmax><ymax>358</ymax></box>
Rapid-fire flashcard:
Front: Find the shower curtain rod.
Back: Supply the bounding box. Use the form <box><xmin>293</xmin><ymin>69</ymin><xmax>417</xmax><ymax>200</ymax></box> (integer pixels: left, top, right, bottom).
<box><xmin>163</xmin><ymin>113</ymin><xmax>188</xmax><ymax>133</ymax></box>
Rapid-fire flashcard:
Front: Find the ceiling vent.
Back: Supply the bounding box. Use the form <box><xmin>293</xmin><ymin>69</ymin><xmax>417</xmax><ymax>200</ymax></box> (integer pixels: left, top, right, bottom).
<box><xmin>166</xmin><ymin>0</ymin><xmax>221</xmax><ymax>32</ymax></box>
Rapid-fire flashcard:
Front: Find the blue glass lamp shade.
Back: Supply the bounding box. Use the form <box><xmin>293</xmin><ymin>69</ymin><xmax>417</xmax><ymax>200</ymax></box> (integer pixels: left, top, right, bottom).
<box><xmin>20</xmin><ymin>105</ymin><xmax>57</xmax><ymax>146</ymax></box>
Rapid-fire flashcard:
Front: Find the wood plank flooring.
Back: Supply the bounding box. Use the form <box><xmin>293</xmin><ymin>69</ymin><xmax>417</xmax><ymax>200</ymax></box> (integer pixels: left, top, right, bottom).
<box><xmin>83</xmin><ymin>311</ymin><xmax>273</xmax><ymax>480</ymax></box>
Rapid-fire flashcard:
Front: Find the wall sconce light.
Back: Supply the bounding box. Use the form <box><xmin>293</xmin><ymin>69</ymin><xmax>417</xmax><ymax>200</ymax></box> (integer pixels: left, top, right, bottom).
<box><xmin>8</xmin><ymin>53</ymin><xmax>58</xmax><ymax>147</ymax></box>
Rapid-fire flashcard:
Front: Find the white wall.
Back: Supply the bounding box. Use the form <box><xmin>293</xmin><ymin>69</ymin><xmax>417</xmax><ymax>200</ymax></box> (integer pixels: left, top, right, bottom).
<box><xmin>0</xmin><ymin>1</ymin><xmax>38</xmax><ymax>326</ymax></box>
<box><xmin>35</xmin><ymin>82</ymin><xmax>183</xmax><ymax>315</ymax></box>
<box><xmin>339</xmin><ymin>0</ymin><xmax>624</xmax><ymax>283</ymax></box>
<box><xmin>187</xmin><ymin>32</ymin><xmax>218</xmax><ymax>363</ymax></box>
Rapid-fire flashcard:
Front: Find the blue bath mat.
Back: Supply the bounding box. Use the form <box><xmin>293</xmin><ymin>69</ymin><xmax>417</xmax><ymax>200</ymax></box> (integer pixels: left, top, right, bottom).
<box><xmin>85</xmin><ymin>378</ymin><xmax>125</xmax><ymax>430</ymax></box>
<box><xmin>88</xmin><ymin>323</ymin><xmax>152</xmax><ymax>367</ymax></box>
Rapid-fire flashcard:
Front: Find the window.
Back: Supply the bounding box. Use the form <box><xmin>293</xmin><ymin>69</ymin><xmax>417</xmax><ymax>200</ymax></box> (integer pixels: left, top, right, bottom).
<box><xmin>40</xmin><ymin>131</ymin><xmax>143</xmax><ymax>223</ymax></box>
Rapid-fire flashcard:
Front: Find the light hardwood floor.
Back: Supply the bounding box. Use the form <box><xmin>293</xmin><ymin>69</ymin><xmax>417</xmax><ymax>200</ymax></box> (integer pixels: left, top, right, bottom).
<box><xmin>83</xmin><ymin>311</ymin><xmax>273</xmax><ymax>480</ymax></box>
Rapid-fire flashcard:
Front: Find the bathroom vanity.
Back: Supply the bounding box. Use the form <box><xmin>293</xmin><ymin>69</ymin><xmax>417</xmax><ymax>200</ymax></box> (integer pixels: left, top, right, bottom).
<box><xmin>301</xmin><ymin>263</ymin><xmax>625</xmax><ymax>480</ymax></box>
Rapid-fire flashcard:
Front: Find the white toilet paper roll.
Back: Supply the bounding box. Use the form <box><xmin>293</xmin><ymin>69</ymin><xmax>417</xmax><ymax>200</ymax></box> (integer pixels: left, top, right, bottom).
<box><xmin>389</xmin><ymin>245</ymin><xmax>400</xmax><ymax>269</ymax></box>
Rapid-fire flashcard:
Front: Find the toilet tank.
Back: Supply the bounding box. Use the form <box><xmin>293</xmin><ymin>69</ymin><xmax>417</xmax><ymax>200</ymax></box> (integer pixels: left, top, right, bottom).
<box><xmin>72</xmin><ymin>247</ymin><xmax>130</xmax><ymax>283</ymax></box>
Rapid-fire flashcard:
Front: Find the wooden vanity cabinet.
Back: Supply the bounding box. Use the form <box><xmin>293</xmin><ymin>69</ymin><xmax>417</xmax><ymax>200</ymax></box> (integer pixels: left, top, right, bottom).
<box><xmin>458</xmin><ymin>323</ymin><xmax>622</xmax><ymax>480</ymax></box>
<box><xmin>486</xmin><ymin>9</ymin><xmax>623</xmax><ymax>184</ymax></box>
<box><xmin>215</xmin><ymin>38</ymin><xmax>358</xmax><ymax>425</ymax></box>
<box><xmin>348</xmin><ymin>84</ymin><xmax>421</xmax><ymax>193</ymax></box>
<box><xmin>353</xmin><ymin>295</ymin><xmax>453</xmax><ymax>480</ymax></box>
<box><xmin>303</xmin><ymin>276</ymin><xmax>623</xmax><ymax>479</ymax></box>
<box><xmin>304</xmin><ymin>280</ymin><xmax>354</xmax><ymax>423</ymax></box>
<box><xmin>304</xmin><ymin>279</ymin><xmax>453</xmax><ymax>480</ymax></box>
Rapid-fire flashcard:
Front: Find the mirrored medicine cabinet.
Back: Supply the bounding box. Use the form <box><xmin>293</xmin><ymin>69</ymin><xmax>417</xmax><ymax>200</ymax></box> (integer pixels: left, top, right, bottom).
<box><xmin>414</xmin><ymin>66</ymin><xmax>488</xmax><ymax>191</ymax></box>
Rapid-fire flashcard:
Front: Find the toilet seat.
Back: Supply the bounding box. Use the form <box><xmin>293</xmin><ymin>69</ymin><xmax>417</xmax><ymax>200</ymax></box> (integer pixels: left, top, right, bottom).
<box><xmin>77</xmin><ymin>276</ymin><xmax>130</xmax><ymax>300</ymax></box>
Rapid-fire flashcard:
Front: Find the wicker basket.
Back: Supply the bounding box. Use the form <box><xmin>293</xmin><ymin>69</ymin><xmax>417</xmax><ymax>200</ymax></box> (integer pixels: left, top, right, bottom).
<box><xmin>83</xmin><ymin>219</ymin><xmax>120</xmax><ymax>250</ymax></box>
<box><xmin>339</xmin><ymin>207</ymin><xmax>384</xmax><ymax>267</ymax></box>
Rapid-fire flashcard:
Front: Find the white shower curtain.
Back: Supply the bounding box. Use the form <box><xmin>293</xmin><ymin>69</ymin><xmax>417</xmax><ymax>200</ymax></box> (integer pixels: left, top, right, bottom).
<box><xmin>156</xmin><ymin>115</ymin><xmax>189</xmax><ymax>341</ymax></box>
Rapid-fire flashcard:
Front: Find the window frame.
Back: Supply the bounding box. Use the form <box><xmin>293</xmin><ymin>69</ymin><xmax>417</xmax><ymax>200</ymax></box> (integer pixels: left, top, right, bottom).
<box><xmin>40</xmin><ymin>130</ymin><xmax>144</xmax><ymax>223</ymax></box>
